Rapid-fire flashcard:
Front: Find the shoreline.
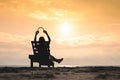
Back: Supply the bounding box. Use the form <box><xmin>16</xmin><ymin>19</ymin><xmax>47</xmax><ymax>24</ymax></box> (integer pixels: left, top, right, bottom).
<box><xmin>0</xmin><ymin>64</ymin><xmax>120</xmax><ymax>68</ymax></box>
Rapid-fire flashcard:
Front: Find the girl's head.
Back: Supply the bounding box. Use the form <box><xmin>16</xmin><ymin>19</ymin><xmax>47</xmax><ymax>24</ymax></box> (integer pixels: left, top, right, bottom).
<box><xmin>39</xmin><ymin>37</ymin><xmax>45</xmax><ymax>43</ymax></box>
<box><xmin>39</xmin><ymin>36</ymin><xmax>45</xmax><ymax>43</ymax></box>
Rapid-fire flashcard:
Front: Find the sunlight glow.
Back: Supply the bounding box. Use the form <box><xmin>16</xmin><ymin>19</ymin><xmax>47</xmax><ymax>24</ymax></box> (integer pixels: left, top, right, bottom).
<box><xmin>61</xmin><ymin>22</ymin><xmax>71</xmax><ymax>35</ymax></box>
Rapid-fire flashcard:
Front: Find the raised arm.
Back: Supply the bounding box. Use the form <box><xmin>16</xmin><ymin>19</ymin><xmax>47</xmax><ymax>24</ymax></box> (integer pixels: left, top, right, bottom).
<box><xmin>34</xmin><ymin>31</ymin><xmax>39</xmax><ymax>41</ymax></box>
<box><xmin>43</xmin><ymin>30</ymin><xmax>51</xmax><ymax>43</ymax></box>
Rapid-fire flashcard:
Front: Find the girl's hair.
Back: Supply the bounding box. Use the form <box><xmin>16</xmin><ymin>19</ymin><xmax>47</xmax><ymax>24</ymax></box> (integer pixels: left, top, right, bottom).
<box><xmin>39</xmin><ymin>36</ymin><xmax>45</xmax><ymax>43</ymax></box>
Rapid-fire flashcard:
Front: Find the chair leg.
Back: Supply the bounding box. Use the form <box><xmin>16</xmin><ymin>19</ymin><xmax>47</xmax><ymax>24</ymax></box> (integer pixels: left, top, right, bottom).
<box><xmin>39</xmin><ymin>63</ymin><xmax>41</xmax><ymax>68</ymax></box>
<box><xmin>31</xmin><ymin>60</ymin><xmax>33</xmax><ymax>68</ymax></box>
<box><xmin>52</xmin><ymin>64</ymin><xmax>54</xmax><ymax>68</ymax></box>
<box><xmin>48</xmin><ymin>65</ymin><xmax>50</xmax><ymax>68</ymax></box>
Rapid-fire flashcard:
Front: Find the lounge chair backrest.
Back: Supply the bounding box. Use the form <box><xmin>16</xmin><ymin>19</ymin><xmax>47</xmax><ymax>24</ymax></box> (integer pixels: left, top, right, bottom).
<box><xmin>31</xmin><ymin>41</ymin><xmax>39</xmax><ymax>54</ymax></box>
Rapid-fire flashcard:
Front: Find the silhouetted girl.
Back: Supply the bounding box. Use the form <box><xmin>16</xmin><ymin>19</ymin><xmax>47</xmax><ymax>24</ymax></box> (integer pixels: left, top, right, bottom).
<box><xmin>34</xmin><ymin>30</ymin><xmax>63</xmax><ymax>63</ymax></box>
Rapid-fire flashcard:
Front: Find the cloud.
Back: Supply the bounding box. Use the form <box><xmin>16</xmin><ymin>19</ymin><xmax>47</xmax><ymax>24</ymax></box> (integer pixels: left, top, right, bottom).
<box><xmin>53</xmin><ymin>33</ymin><xmax>120</xmax><ymax>48</ymax></box>
<box><xmin>0</xmin><ymin>0</ymin><xmax>70</xmax><ymax>20</ymax></box>
<box><xmin>0</xmin><ymin>32</ymin><xmax>30</xmax><ymax>43</ymax></box>
<box><xmin>1</xmin><ymin>0</ymin><xmax>120</xmax><ymax>21</ymax></box>
<box><xmin>0</xmin><ymin>32</ymin><xmax>32</xmax><ymax>53</ymax></box>
<box><xmin>0</xmin><ymin>32</ymin><xmax>120</xmax><ymax>66</ymax></box>
<box><xmin>0</xmin><ymin>32</ymin><xmax>32</xmax><ymax>66</ymax></box>
<box><xmin>0</xmin><ymin>0</ymin><xmax>119</xmax><ymax>24</ymax></box>
<box><xmin>1</xmin><ymin>31</ymin><xmax>119</xmax><ymax>56</ymax></box>
<box><xmin>28</xmin><ymin>12</ymin><xmax>59</xmax><ymax>20</ymax></box>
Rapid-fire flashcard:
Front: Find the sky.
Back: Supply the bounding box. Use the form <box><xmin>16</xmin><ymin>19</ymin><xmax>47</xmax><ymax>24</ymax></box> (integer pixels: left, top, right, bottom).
<box><xmin>0</xmin><ymin>0</ymin><xmax>120</xmax><ymax>67</ymax></box>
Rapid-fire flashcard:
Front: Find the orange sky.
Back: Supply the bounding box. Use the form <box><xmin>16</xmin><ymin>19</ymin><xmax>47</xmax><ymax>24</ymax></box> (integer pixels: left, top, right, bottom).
<box><xmin>0</xmin><ymin>0</ymin><xmax>120</xmax><ymax>66</ymax></box>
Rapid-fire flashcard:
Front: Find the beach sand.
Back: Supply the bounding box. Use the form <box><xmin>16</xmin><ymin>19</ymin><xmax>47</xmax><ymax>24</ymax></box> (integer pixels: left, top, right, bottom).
<box><xmin>0</xmin><ymin>66</ymin><xmax>120</xmax><ymax>80</ymax></box>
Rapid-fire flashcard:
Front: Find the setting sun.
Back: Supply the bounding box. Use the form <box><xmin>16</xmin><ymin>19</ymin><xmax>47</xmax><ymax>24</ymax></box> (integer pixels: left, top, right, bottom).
<box><xmin>61</xmin><ymin>22</ymin><xmax>71</xmax><ymax>35</ymax></box>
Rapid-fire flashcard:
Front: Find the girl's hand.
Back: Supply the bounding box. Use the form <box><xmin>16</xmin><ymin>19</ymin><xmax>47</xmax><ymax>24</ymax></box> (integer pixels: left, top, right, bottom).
<box><xmin>35</xmin><ymin>31</ymin><xmax>39</xmax><ymax>35</ymax></box>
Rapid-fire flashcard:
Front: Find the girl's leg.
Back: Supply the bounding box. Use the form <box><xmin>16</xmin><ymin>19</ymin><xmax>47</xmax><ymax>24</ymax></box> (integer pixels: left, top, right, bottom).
<box><xmin>50</xmin><ymin>55</ymin><xmax>63</xmax><ymax>63</ymax></box>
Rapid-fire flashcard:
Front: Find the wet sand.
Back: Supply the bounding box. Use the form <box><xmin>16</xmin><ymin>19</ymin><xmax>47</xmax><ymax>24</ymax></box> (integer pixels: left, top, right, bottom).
<box><xmin>0</xmin><ymin>66</ymin><xmax>120</xmax><ymax>80</ymax></box>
